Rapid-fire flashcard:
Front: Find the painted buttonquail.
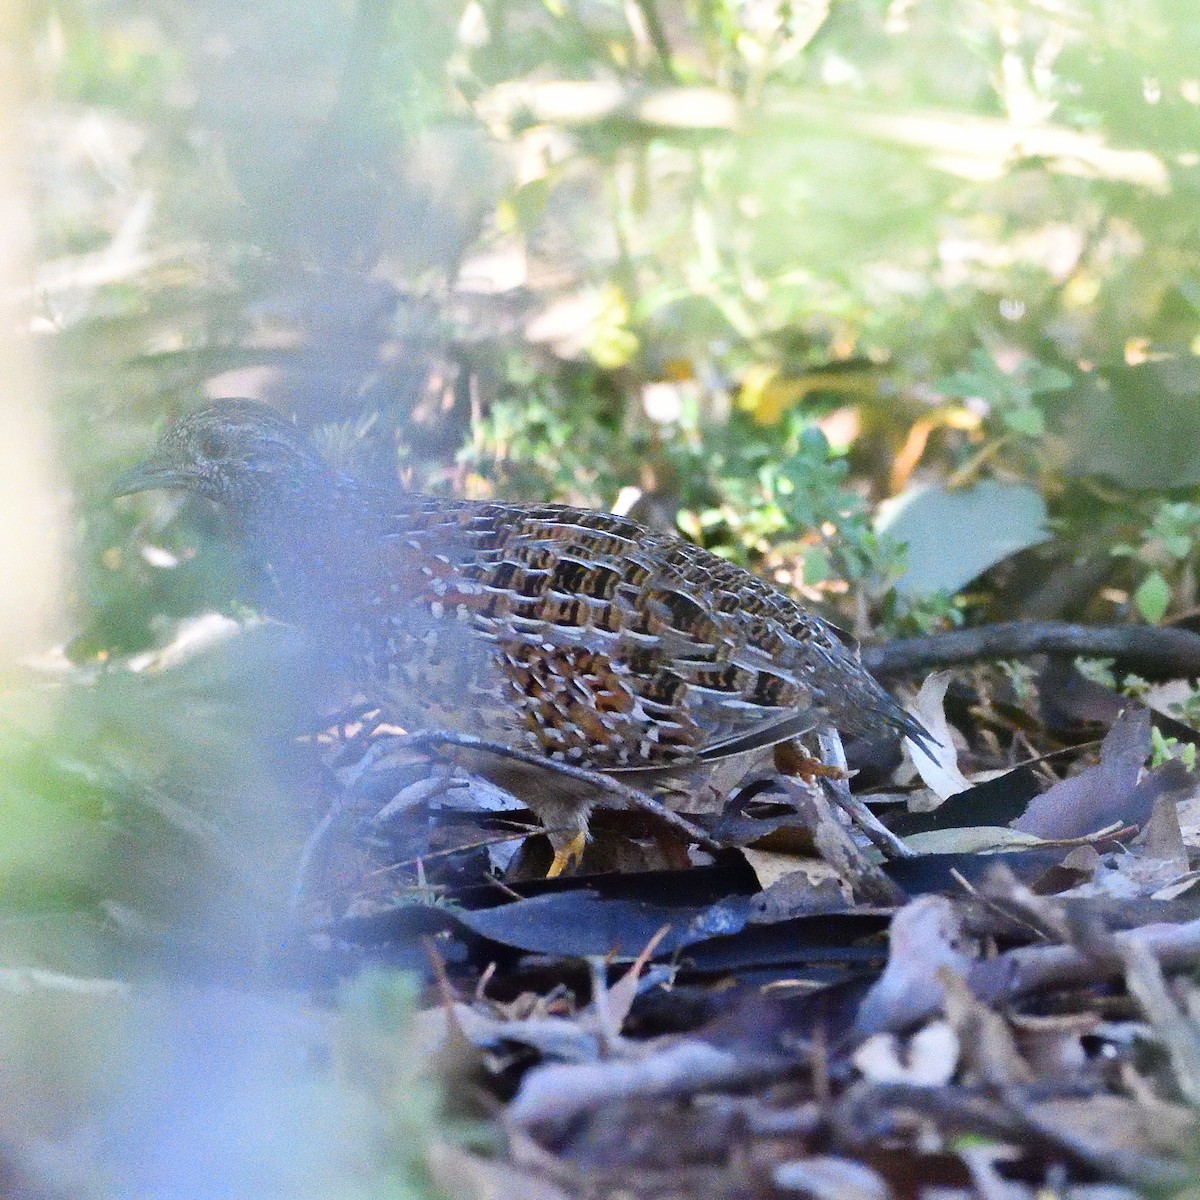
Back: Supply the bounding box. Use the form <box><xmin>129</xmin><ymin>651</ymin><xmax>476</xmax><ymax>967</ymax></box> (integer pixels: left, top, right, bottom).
<box><xmin>114</xmin><ymin>400</ymin><xmax>928</xmax><ymax>874</ymax></box>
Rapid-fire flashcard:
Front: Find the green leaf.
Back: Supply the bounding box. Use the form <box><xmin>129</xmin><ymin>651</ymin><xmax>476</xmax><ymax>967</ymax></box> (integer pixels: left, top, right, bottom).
<box><xmin>1134</xmin><ymin>571</ymin><xmax>1171</xmax><ymax>624</ymax></box>
<box><xmin>877</xmin><ymin>481</ymin><xmax>1049</xmax><ymax>598</ymax></box>
<box><xmin>1064</xmin><ymin>362</ymin><xmax>1200</xmax><ymax>490</ymax></box>
<box><xmin>1023</xmin><ymin>363</ymin><xmax>1072</xmax><ymax>394</ymax></box>
<box><xmin>799</xmin><ymin>546</ymin><xmax>830</xmax><ymax>585</ymax></box>
<box><xmin>1001</xmin><ymin>406</ymin><xmax>1045</xmax><ymax>437</ymax></box>
<box><xmin>936</xmin><ymin>350</ymin><xmax>1004</xmax><ymax>401</ymax></box>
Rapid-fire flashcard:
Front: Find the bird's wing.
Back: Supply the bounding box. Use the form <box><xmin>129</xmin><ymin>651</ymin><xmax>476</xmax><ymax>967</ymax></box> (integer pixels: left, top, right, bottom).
<box><xmin>376</xmin><ymin>500</ymin><xmax>920</xmax><ymax>768</ymax></box>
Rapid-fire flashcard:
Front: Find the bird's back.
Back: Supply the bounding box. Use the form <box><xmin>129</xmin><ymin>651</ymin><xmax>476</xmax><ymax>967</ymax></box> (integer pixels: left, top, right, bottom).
<box><xmin>344</xmin><ymin>495</ymin><xmax>916</xmax><ymax>770</ymax></box>
<box><xmin>112</xmin><ymin>398</ymin><xmax>921</xmax><ymax>770</ymax></box>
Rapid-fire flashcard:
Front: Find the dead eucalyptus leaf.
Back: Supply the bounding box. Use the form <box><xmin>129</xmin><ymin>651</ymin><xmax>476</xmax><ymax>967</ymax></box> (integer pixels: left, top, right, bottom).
<box><xmin>1013</xmin><ymin>707</ymin><xmax>1150</xmax><ymax>839</ymax></box>
<box><xmin>852</xmin><ymin>1022</ymin><xmax>959</xmax><ymax>1086</ymax></box>
<box><xmin>902</xmin><ymin>826</ymin><xmax>1052</xmax><ymax>855</ymax></box>
<box><xmin>855</xmin><ymin>897</ymin><xmax>976</xmax><ymax>1035</ymax></box>
<box><xmin>904</xmin><ymin>673</ymin><xmax>972</xmax><ymax>799</ymax></box>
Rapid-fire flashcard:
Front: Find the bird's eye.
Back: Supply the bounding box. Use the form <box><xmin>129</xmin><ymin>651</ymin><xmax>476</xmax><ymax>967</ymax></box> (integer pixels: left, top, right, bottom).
<box><xmin>198</xmin><ymin>432</ymin><xmax>226</xmax><ymax>459</ymax></box>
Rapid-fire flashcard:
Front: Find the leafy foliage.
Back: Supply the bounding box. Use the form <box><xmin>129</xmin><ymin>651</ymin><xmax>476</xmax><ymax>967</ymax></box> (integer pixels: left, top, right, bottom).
<box><xmin>27</xmin><ymin>0</ymin><xmax>1200</xmax><ymax>644</ymax></box>
<box><xmin>16</xmin><ymin>0</ymin><xmax>1200</xmax><ymax>1190</ymax></box>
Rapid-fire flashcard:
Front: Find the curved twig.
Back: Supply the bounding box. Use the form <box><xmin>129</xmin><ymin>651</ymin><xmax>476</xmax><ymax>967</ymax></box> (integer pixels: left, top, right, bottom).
<box><xmin>863</xmin><ymin>620</ymin><xmax>1200</xmax><ymax>681</ymax></box>
<box><xmin>391</xmin><ymin>730</ymin><xmax>723</xmax><ymax>852</ymax></box>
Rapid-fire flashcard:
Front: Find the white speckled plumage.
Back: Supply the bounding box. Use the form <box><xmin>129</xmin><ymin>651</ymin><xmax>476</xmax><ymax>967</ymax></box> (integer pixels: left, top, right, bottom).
<box><xmin>115</xmin><ymin>400</ymin><xmax>928</xmax><ymax>779</ymax></box>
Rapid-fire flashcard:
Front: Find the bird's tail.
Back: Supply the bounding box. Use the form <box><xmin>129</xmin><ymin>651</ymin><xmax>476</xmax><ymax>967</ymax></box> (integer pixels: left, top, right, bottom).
<box><xmin>825</xmin><ymin>669</ymin><xmax>937</xmax><ymax>756</ymax></box>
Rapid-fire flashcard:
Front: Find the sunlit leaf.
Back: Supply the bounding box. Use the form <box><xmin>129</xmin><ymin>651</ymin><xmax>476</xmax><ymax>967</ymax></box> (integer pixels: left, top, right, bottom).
<box><xmin>902</xmin><ymin>826</ymin><xmax>1055</xmax><ymax>855</ymax></box>
<box><xmin>1135</xmin><ymin>570</ymin><xmax>1171</xmax><ymax>624</ymax></box>
<box><xmin>798</xmin><ymin>545</ymin><xmax>830</xmax><ymax>585</ymax></box>
<box><xmin>1002</xmin><ymin>406</ymin><xmax>1046</xmax><ymax>437</ymax></box>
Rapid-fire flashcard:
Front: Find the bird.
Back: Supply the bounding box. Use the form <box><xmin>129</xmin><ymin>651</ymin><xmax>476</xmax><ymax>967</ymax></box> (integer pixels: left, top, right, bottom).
<box><xmin>113</xmin><ymin>399</ymin><xmax>929</xmax><ymax>875</ymax></box>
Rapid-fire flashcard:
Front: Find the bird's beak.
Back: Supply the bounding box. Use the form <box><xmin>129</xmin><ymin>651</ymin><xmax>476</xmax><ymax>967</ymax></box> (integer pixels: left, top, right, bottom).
<box><xmin>109</xmin><ymin>456</ymin><xmax>189</xmax><ymax>498</ymax></box>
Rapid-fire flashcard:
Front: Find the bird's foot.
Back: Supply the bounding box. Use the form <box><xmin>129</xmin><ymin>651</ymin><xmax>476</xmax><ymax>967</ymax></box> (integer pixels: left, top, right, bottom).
<box><xmin>546</xmin><ymin>831</ymin><xmax>588</xmax><ymax>878</ymax></box>
<box><xmin>773</xmin><ymin>739</ymin><xmax>848</xmax><ymax>782</ymax></box>
<box><xmin>809</xmin><ymin>727</ymin><xmax>916</xmax><ymax>860</ymax></box>
<box><xmin>389</xmin><ymin>729</ymin><xmax>722</xmax><ymax>852</ymax></box>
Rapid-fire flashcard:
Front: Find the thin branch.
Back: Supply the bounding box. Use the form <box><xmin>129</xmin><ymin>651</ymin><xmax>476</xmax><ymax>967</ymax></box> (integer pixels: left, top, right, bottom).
<box><xmin>970</xmin><ymin>916</ymin><xmax>1200</xmax><ymax>1006</ymax></box>
<box><xmin>863</xmin><ymin>620</ymin><xmax>1200</xmax><ymax>681</ymax></box>
<box><xmin>629</xmin><ymin>0</ymin><xmax>678</xmax><ymax>80</ymax></box>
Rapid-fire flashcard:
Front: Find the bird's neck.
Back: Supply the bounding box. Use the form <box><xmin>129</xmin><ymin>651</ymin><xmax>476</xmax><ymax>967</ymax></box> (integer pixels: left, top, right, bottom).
<box><xmin>231</xmin><ymin>466</ymin><xmax>378</xmax><ymax>614</ymax></box>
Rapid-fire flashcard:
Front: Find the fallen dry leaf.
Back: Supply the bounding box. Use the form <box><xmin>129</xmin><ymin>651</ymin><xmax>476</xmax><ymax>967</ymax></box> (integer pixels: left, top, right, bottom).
<box><xmin>1013</xmin><ymin>706</ymin><xmax>1149</xmax><ymax>839</ymax></box>
<box><xmin>426</xmin><ymin>1141</ymin><xmax>573</xmax><ymax>1200</ymax></box>
<box><xmin>852</xmin><ymin>1022</ymin><xmax>959</xmax><ymax>1087</ymax></box>
<box><xmin>506</xmin><ymin>1039</ymin><xmax>783</xmax><ymax>1128</ymax></box>
<box><xmin>855</xmin><ymin>897</ymin><xmax>976</xmax><ymax>1035</ymax></box>
<box><xmin>904</xmin><ymin>672</ymin><xmax>973</xmax><ymax>800</ymax></box>
<box><xmin>773</xmin><ymin>1154</ymin><xmax>893</xmax><ymax>1199</ymax></box>
<box><xmin>901</xmin><ymin>825</ymin><xmax>1053</xmax><ymax>855</ymax></box>
<box><xmin>741</xmin><ymin>847</ymin><xmax>850</xmax><ymax>893</ymax></box>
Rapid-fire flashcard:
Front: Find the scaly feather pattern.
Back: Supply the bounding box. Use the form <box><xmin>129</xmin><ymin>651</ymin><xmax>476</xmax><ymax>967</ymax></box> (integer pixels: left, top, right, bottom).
<box><xmin>114</xmin><ymin>400</ymin><xmax>928</xmax><ymax>773</ymax></box>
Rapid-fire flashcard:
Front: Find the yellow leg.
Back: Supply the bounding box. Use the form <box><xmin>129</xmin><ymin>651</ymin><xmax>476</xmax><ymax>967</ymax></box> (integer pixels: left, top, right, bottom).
<box><xmin>546</xmin><ymin>831</ymin><xmax>587</xmax><ymax>878</ymax></box>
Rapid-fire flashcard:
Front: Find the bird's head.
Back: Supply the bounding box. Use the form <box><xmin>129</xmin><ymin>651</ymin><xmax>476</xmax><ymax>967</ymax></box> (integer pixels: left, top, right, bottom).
<box><xmin>112</xmin><ymin>400</ymin><xmax>333</xmax><ymax>513</ymax></box>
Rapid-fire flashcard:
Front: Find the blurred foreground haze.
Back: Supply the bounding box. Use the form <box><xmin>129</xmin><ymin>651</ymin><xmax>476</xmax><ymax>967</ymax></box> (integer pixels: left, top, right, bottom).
<box><xmin>6</xmin><ymin>0</ymin><xmax>1200</xmax><ymax>1194</ymax></box>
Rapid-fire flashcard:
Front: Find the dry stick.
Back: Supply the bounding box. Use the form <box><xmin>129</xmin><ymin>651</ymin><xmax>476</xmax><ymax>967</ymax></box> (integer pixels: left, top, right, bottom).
<box><xmin>366</xmin><ymin>827</ymin><xmax>540</xmax><ymax>876</ymax></box>
<box><xmin>863</xmin><ymin>620</ymin><xmax>1200</xmax><ymax>680</ymax></box>
<box><xmin>837</xmin><ymin>1081</ymin><xmax>1189</xmax><ymax>1192</ymax></box>
<box><xmin>291</xmin><ymin>788</ymin><xmax>356</xmax><ymax>915</ymax></box>
<box><xmin>776</xmin><ymin>772</ymin><xmax>906</xmax><ymax>906</ymax></box>
<box><xmin>967</xmin><ymin>916</ymin><xmax>1200</xmax><ymax>1009</ymax></box>
<box><xmin>393</xmin><ymin>730</ymin><xmax>723</xmax><ymax>850</ymax></box>
<box><xmin>292</xmin><ymin>734</ymin><xmax>451</xmax><ymax>914</ymax></box>
<box><xmin>290</xmin><ymin>729</ymin><xmax>725</xmax><ymax>914</ymax></box>
<box><xmin>861</xmin><ymin>913</ymin><xmax>1200</xmax><ymax>1035</ymax></box>
<box><xmin>816</xmin><ymin>727</ymin><xmax>916</xmax><ymax>860</ymax></box>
